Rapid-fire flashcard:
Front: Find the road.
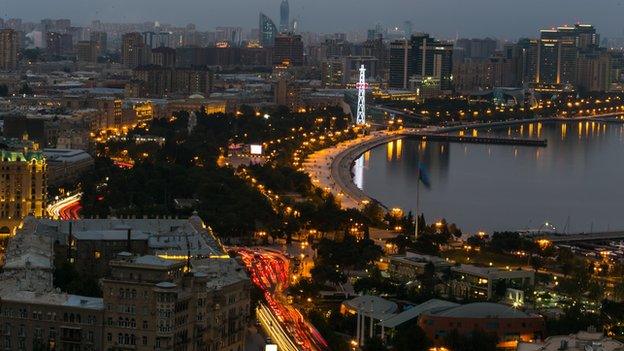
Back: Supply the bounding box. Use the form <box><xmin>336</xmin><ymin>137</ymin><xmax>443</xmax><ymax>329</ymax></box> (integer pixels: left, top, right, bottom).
<box><xmin>47</xmin><ymin>193</ymin><xmax>82</xmax><ymax>220</ymax></box>
<box><xmin>236</xmin><ymin>248</ymin><xmax>328</xmax><ymax>351</ymax></box>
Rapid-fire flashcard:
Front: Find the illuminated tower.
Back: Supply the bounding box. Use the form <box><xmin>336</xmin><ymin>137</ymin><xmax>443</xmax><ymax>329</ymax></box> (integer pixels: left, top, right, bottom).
<box><xmin>280</xmin><ymin>0</ymin><xmax>290</xmax><ymax>32</ymax></box>
<box><xmin>356</xmin><ymin>65</ymin><xmax>368</xmax><ymax>125</ymax></box>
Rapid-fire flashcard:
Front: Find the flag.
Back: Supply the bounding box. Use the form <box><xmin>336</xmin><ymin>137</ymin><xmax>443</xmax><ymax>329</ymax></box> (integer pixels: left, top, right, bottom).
<box><xmin>418</xmin><ymin>162</ymin><xmax>431</xmax><ymax>189</ymax></box>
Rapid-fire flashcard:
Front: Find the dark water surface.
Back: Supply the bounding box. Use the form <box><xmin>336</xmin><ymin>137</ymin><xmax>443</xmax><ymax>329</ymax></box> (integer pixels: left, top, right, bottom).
<box><xmin>356</xmin><ymin>121</ymin><xmax>624</xmax><ymax>234</ymax></box>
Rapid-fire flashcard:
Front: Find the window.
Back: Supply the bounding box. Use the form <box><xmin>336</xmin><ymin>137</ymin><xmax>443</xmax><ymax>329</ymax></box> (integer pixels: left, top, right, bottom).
<box><xmin>142</xmin><ymin>321</ymin><xmax>148</xmax><ymax>329</ymax></box>
<box><xmin>142</xmin><ymin>336</ymin><xmax>148</xmax><ymax>345</ymax></box>
<box><xmin>107</xmin><ymin>333</ymin><xmax>112</xmax><ymax>342</ymax></box>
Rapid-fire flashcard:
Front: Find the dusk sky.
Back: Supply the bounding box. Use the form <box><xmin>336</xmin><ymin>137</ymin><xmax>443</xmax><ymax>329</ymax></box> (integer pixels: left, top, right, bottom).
<box><xmin>2</xmin><ymin>0</ymin><xmax>624</xmax><ymax>39</ymax></box>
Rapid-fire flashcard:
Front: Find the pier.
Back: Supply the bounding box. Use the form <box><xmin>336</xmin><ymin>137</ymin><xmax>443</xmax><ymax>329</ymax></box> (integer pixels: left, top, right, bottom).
<box><xmin>538</xmin><ymin>231</ymin><xmax>624</xmax><ymax>243</ymax></box>
<box><xmin>412</xmin><ymin>134</ymin><xmax>548</xmax><ymax>147</ymax></box>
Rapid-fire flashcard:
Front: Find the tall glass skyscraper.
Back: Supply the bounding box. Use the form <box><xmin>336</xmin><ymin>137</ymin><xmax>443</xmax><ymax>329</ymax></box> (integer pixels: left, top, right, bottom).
<box><xmin>280</xmin><ymin>0</ymin><xmax>290</xmax><ymax>33</ymax></box>
<box><xmin>259</xmin><ymin>13</ymin><xmax>278</xmax><ymax>47</ymax></box>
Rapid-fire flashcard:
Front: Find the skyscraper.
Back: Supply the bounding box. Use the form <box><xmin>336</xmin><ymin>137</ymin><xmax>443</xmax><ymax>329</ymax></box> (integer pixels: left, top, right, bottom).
<box><xmin>0</xmin><ymin>29</ymin><xmax>19</xmax><ymax>71</ymax></box>
<box><xmin>389</xmin><ymin>39</ymin><xmax>413</xmax><ymax>89</ymax></box>
<box><xmin>534</xmin><ymin>24</ymin><xmax>599</xmax><ymax>88</ymax></box>
<box><xmin>410</xmin><ymin>34</ymin><xmax>454</xmax><ymax>91</ymax></box>
<box><xmin>280</xmin><ymin>0</ymin><xmax>290</xmax><ymax>33</ymax></box>
<box><xmin>273</xmin><ymin>34</ymin><xmax>304</xmax><ymax>66</ymax></box>
<box><xmin>122</xmin><ymin>32</ymin><xmax>148</xmax><ymax>68</ymax></box>
<box><xmin>259</xmin><ymin>13</ymin><xmax>278</xmax><ymax>47</ymax></box>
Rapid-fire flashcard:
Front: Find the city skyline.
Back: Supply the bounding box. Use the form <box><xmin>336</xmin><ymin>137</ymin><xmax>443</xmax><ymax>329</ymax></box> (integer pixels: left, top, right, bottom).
<box><xmin>2</xmin><ymin>0</ymin><xmax>624</xmax><ymax>39</ymax></box>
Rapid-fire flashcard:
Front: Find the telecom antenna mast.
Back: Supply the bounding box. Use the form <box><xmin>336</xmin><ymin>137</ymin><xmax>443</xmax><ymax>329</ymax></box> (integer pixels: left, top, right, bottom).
<box><xmin>356</xmin><ymin>65</ymin><xmax>368</xmax><ymax>125</ymax></box>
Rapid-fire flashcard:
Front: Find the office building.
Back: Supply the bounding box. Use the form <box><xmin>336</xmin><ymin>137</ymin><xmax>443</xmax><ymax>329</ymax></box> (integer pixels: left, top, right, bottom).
<box><xmin>0</xmin><ymin>29</ymin><xmax>19</xmax><ymax>71</ymax></box>
<box><xmin>259</xmin><ymin>13</ymin><xmax>278</xmax><ymax>47</ymax></box>
<box><xmin>0</xmin><ymin>138</ymin><xmax>46</xmax><ymax>234</ymax></box>
<box><xmin>280</xmin><ymin>0</ymin><xmax>290</xmax><ymax>33</ymax></box>
<box><xmin>534</xmin><ymin>24</ymin><xmax>599</xmax><ymax>89</ymax></box>
<box><xmin>410</xmin><ymin>33</ymin><xmax>454</xmax><ymax>91</ymax></box>
<box><xmin>388</xmin><ymin>40</ymin><xmax>412</xmax><ymax>89</ymax></box>
<box><xmin>273</xmin><ymin>34</ymin><xmax>304</xmax><ymax>66</ymax></box>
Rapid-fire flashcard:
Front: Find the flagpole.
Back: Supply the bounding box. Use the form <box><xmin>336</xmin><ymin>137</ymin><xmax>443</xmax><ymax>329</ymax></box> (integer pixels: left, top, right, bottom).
<box><xmin>415</xmin><ymin>161</ymin><xmax>420</xmax><ymax>240</ymax></box>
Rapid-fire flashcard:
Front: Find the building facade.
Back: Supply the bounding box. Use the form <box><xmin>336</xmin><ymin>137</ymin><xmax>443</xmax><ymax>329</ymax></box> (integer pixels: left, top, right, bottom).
<box><xmin>0</xmin><ymin>29</ymin><xmax>19</xmax><ymax>71</ymax></box>
<box><xmin>0</xmin><ymin>138</ymin><xmax>47</xmax><ymax>234</ymax></box>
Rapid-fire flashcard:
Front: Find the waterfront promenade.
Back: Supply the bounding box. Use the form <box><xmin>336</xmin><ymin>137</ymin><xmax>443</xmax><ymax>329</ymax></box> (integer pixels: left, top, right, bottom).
<box><xmin>303</xmin><ymin>112</ymin><xmax>624</xmax><ymax>210</ymax></box>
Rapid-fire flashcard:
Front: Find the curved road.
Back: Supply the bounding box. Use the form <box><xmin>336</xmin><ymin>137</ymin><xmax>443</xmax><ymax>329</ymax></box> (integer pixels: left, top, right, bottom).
<box><xmin>304</xmin><ymin>113</ymin><xmax>624</xmax><ymax>210</ymax></box>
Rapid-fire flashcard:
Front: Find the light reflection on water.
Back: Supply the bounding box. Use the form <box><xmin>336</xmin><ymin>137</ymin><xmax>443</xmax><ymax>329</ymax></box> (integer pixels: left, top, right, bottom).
<box><xmin>356</xmin><ymin>121</ymin><xmax>624</xmax><ymax>234</ymax></box>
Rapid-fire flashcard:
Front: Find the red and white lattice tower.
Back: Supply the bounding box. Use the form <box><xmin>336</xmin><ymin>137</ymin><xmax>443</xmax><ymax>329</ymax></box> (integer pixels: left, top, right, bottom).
<box><xmin>355</xmin><ymin>65</ymin><xmax>368</xmax><ymax>125</ymax></box>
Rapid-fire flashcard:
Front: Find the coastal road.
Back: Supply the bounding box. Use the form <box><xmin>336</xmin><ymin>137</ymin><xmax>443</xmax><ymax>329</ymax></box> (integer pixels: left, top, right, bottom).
<box><xmin>235</xmin><ymin>248</ymin><xmax>328</xmax><ymax>351</ymax></box>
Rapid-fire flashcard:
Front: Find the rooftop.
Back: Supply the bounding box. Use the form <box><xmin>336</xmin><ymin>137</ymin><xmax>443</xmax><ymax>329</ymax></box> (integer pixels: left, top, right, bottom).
<box><xmin>342</xmin><ymin>295</ymin><xmax>398</xmax><ymax>319</ymax></box>
<box><xmin>427</xmin><ymin>302</ymin><xmax>533</xmax><ymax>319</ymax></box>
<box><xmin>517</xmin><ymin>331</ymin><xmax>624</xmax><ymax>351</ymax></box>
<box><xmin>379</xmin><ymin>299</ymin><xmax>459</xmax><ymax>328</ymax></box>
<box><xmin>192</xmin><ymin>257</ymin><xmax>249</xmax><ymax>290</ymax></box>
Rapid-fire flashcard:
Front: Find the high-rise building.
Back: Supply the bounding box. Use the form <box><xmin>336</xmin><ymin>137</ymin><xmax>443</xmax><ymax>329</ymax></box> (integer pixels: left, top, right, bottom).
<box><xmin>273</xmin><ymin>34</ymin><xmax>304</xmax><ymax>66</ymax></box>
<box><xmin>0</xmin><ymin>137</ymin><xmax>46</xmax><ymax>234</ymax></box>
<box><xmin>45</xmin><ymin>31</ymin><xmax>62</xmax><ymax>55</ymax></box>
<box><xmin>388</xmin><ymin>39</ymin><xmax>412</xmax><ymax>89</ymax></box>
<box><xmin>90</xmin><ymin>31</ymin><xmax>107</xmax><ymax>55</ymax></box>
<box><xmin>577</xmin><ymin>50</ymin><xmax>611</xmax><ymax>92</ymax></box>
<box><xmin>455</xmin><ymin>38</ymin><xmax>497</xmax><ymax>61</ymax></box>
<box><xmin>410</xmin><ymin>34</ymin><xmax>454</xmax><ymax>91</ymax></box>
<box><xmin>0</xmin><ymin>29</ymin><xmax>19</xmax><ymax>71</ymax></box>
<box><xmin>122</xmin><ymin>32</ymin><xmax>149</xmax><ymax>68</ymax></box>
<box><xmin>259</xmin><ymin>13</ymin><xmax>278</xmax><ymax>47</ymax></box>
<box><xmin>75</xmin><ymin>40</ymin><xmax>97</xmax><ymax>62</ymax></box>
<box><xmin>534</xmin><ymin>24</ymin><xmax>599</xmax><ymax>89</ymax></box>
<box><xmin>280</xmin><ymin>0</ymin><xmax>290</xmax><ymax>33</ymax></box>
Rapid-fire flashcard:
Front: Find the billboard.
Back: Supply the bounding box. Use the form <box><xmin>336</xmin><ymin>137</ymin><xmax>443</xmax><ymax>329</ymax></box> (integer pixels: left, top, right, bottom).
<box><xmin>250</xmin><ymin>144</ymin><xmax>263</xmax><ymax>155</ymax></box>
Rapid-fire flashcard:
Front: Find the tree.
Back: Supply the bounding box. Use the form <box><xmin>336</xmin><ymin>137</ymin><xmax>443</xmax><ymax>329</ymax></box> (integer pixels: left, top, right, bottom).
<box><xmin>0</xmin><ymin>84</ymin><xmax>8</xmax><ymax>97</ymax></box>
<box><xmin>18</xmin><ymin>83</ymin><xmax>34</xmax><ymax>95</ymax></box>
<box><xmin>362</xmin><ymin>336</ymin><xmax>385</xmax><ymax>351</ymax></box>
<box><xmin>392</xmin><ymin>321</ymin><xmax>431</xmax><ymax>351</ymax></box>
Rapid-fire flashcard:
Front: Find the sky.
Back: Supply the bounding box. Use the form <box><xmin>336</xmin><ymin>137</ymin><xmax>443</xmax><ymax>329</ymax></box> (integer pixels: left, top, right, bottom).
<box><xmin>2</xmin><ymin>0</ymin><xmax>624</xmax><ymax>40</ymax></box>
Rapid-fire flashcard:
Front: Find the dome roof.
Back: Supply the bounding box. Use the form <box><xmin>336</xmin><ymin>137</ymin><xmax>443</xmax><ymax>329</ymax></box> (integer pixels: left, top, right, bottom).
<box><xmin>189</xmin><ymin>93</ymin><xmax>205</xmax><ymax>100</ymax></box>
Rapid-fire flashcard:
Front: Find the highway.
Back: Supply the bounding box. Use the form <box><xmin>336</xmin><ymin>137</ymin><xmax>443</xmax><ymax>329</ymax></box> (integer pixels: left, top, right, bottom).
<box><xmin>236</xmin><ymin>248</ymin><xmax>328</xmax><ymax>351</ymax></box>
<box><xmin>47</xmin><ymin>193</ymin><xmax>82</xmax><ymax>220</ymax></box>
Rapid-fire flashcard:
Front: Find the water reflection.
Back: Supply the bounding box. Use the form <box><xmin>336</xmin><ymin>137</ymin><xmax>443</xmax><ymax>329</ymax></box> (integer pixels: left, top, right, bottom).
<box><xmin>359</xmin><ymin>121</ymin><xmax>624</xmax><ymax>233</ymax></box>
